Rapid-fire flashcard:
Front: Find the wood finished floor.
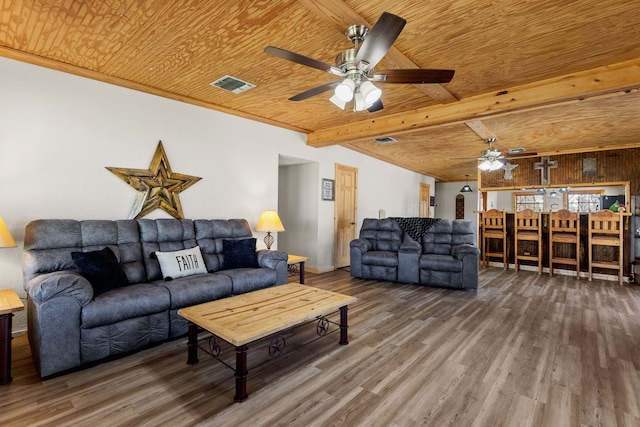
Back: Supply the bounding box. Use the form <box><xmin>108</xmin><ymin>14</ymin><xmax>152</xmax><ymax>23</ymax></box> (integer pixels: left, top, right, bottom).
<box><xmin>2</xmin><ymin>268</ymin><xmax>640</xmax><ymax>426</ymax></box>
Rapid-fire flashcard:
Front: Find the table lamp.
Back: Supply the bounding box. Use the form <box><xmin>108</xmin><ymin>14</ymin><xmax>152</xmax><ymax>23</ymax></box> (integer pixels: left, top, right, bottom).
<box><xmin>0</xmin><ymin>216</ymin><xmax>16</xmax><ymax>248</ymax></box>
<box><xmin>256</xmin><ymin>211</ymin><xmax>285</xmax><ymax>250</ymax></box>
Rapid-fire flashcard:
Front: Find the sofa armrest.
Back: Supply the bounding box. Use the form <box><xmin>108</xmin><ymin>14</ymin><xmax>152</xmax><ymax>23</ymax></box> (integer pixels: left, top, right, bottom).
<box><xmin>24</xmin><ymin>271</ymin><xmax>91</xmax><ymax>377</ymax></box>
<box><xmin>452</xmin><ymin>244</ymin><xmax>481</xmax><ymax>260</ymax></box>
<box><xmin>257</xmin><ymin>250</ymin><xmax>288</xmax><ymax>285</ymax></box>
<box><xmin>350</xmin><ymin>238</ymin><xmax>372</xmax><ymax>252</ymax></box>
<box><xmin>25</xmin><ymin>271</ymin><xmax>93</xmax><ymax>306</ymax></box>
<box><xmin>349</xmin><ymin>238</ymin><xmax>372</xmax><ymax>279</ymax></box>
<box><xmin>400</xmin><ymin>239</ymin><xmax>421</xmax><ymax>253</ymax></box>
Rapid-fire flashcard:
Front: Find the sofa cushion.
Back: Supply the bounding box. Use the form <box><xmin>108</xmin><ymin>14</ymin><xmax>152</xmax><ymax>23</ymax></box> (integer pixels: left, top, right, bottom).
<box><xmin>71</xmin><ymin>247</ymin><xmax>129</xmax><ymax>296</ymax></box>
<box><xmin>222</xmin><ymin>238</ymin><xmax>259</xmax><ymax>269</ymax></box>
<box><xmin>154</xmin><ymin>273</ymin><xmax>233</xmax><ymax>309</ymax></box>
<box><xmin>362</xmin><ymin>251</ymin><xmax>398</xmax><ymax>267</ymax></box>
<box><xmin>155</xmin><ymin>246</ymin><xmax>207</xmax><ymax>280</ymax></box>
<box><xmin>420</xmin><ymin>254</ymin><xmax>462</xmax><ymax>272</ymax></box>
<box><xmin>81</xmin><ymin>283</ymin><xmax>170</xmax><ymax>328</ymax></box>
<box><xmin>216</xmin><ymin>268</ymin><xmax>277</xmax><ymax>295</ymax></box>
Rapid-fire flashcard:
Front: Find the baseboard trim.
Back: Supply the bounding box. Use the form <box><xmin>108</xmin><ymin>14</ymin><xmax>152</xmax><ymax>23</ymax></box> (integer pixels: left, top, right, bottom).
<box><xmin>306</xmin><ymin>266</ymin><xmax>335</xmax><ymax>274</ymax></box>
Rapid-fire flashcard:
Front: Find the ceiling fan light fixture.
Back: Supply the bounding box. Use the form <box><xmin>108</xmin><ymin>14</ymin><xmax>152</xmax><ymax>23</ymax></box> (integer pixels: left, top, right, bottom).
<box><xmin>478</xmin><ymin>158</ymin><xmax>504</xmax><ymax>172</ymax></box>
<box><xmin>353</xmin><ymin>92</ymin><xmax>367</xmax><ymax>111</ymax></box>
<box><xmin>360</xmin><ymin>80</ymin><xmax>382</xmax><ymax>105</ymax></box>
<box><xmin>329</xmin><ymin>94</ymin><xmax>347</xmax><ymax>109</ymax></box>
<box><xmin>477</xmin><ymin>160</ymin><xmax>491</xmax><ymax>172</ymax></box>
<box><xmin>334</xmin><ymin>78</ymin><xmax>355</xmax><ymax>102</ymax></box>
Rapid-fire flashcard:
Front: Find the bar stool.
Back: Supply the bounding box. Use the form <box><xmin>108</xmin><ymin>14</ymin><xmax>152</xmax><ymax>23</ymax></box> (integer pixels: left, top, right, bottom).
<box><xmin>549</xmin><ymin>209</ymin><xmax>580</xmax><ymax>279</ymax></box>
<box><xmin>514</xmin><ymin>209</ymin><xmax>542</xmax><ymax>273</ymax></box>
<box><xmin>588</xmin><ymin>210</ymin><xmax>624</xmax><ymax>284</ymax></box>
<box><xmin>481</xmin><ymin>209</ymin><xmax>508</xmax><ymax>269</ymax></box>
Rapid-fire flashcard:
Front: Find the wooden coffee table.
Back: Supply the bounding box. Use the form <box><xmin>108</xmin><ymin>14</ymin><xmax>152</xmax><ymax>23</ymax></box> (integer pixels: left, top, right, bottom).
<box><xmin>178</xmin><ymin>283</ymin><xmax>356</xmax><ymax>401</ymax></box>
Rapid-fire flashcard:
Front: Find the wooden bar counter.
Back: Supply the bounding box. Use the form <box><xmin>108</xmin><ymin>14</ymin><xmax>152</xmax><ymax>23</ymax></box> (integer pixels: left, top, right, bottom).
<box><xmin>478</xmin><ymin>211</ymin><xmax>632</xmax><ymax>278</ymax></box>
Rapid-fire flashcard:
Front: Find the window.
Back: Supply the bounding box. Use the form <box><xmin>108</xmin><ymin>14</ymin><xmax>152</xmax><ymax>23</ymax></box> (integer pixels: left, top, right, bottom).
<box><xmin>567</xmin><ymin>190</ymin><xmax>602</xmax><ymax>212</ymax></box>
<box><xmin>514</xmin><ymin>192</ymin><xmax>544</xmax><ymax>212</ymax></box>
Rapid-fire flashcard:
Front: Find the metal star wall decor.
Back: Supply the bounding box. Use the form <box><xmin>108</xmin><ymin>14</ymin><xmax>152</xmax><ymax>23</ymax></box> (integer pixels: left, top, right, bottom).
<box><xmin>107</xmin><ymin>141</ymin><xmax>202</xmax><ymax>219</ymax></box>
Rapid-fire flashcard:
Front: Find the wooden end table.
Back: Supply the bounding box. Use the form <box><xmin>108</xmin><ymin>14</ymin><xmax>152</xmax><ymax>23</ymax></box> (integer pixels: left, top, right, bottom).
<box><xmin>178</xmin><ymin>283</ymin><xmax>356</xmax><ymax>401</ymax></box>
<box><xmin>287</xmin><ymin>254</ymin><xmax>308</xmax><ymax>284</ymax></box>
<box><xmin>0</xmin><ymin>289</ymin><xmax>25</xmax><ymax>384</ymax></box>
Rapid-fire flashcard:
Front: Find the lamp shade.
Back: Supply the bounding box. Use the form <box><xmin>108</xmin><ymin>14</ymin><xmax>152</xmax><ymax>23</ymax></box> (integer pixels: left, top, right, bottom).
<box><xmin>256</xmin><ymin>211</ymin><xmax>285</xmax><ymax>232</ymax></box>
<box><xmin>460</xmin><ymin>175</ymin><xmax>473</xmax><ymax>192</ymax></box>
<box><xmin>0</xmin><ymin>216</ymin><xmax>17</xmax><ymax>248</ymax></box>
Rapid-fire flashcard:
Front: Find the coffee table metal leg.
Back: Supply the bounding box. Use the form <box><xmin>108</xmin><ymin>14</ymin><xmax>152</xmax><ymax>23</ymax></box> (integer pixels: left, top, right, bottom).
<box><xmin>299</xmin><ymin>261</ymin><xmax>305</xmax><ymax>284</ymax></box>
<box><xmin>234</xmin><ymin>344</ymin><xmax>249</xmax><ymax>402</ymax></box>
<box><xmin>339</xmin><ymin>306</ymin><xmax>349</xmax><ymax>345</ymax></box>
<box><xmin>186</xmin><ymin>322</ymin><xmax>199</xmax><ymax>365</ymax></box>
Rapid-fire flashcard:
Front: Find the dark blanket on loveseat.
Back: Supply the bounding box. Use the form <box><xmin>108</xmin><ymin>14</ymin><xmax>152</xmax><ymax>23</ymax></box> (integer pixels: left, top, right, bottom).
<box><xmin>22</xmin><ymin>218</ymin><xmax>288</xmax><ymax>377</ymax></box>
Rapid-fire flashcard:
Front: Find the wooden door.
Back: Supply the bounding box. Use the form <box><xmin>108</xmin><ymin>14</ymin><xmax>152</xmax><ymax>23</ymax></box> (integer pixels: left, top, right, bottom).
<box><xmin>334</xmin><ymin>164</ymin><xmax>358</xmax><ymax>268</ymax></box>
<box><xmin>419</xmin><ymin>183</ymin><xmax>431</xmax><ymax>217</ymax></box>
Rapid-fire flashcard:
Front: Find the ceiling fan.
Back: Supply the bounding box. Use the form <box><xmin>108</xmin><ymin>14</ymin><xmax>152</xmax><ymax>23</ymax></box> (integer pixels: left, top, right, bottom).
<box><xmin>477</xmin><ymin>138</ymin><xmax>537</xmax><ymax>171</ymax></box>
<box><xmin>264</xmin><ymin>12</ymin><xmax>455</xmax><ymax>112</ymax></box>
<box><xmin>478</xmin><ymin>138</ymin><xmax>505</xmax><ymax>171</ymax></box>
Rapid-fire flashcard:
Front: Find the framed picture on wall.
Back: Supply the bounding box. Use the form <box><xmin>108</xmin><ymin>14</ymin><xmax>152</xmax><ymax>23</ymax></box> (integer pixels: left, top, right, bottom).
<box><xmin>322</xmin><ymin>178</ymin><xmax>335</xmax><ymax>201</ymax></box>
<box><xmin>582</xmin><ymin>158</ymin><xmax>597</xmax><ymax>176</ymax></box>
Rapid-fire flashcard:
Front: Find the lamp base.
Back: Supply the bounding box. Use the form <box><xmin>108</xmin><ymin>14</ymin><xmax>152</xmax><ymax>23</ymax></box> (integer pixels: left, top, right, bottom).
<box><xmin>264</xmin><ymin>232</ymin><xmax>274</xmax><ymax>250</ymax></box>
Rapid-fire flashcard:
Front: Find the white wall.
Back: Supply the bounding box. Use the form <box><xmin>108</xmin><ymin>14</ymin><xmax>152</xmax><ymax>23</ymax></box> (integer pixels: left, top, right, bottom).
<box><xmin>278</xmin><ymin>162</ymin><xmax>320</xmax><ymax>266</ymax></box>
<box><xmin>0</xmin><ymin>57</ymin><xmax>433</xmax><ymax>332</ymax></box>
<box><xmin>434</xmin><ymin>180</ymin><xmax>479</xmax><ymax>231</ymax></box>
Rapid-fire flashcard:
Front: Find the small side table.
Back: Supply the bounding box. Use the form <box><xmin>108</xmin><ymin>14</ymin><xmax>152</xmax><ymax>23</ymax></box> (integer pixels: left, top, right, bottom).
<box><xmin>0</xmin><ymin>289</ymin><xmax>24</xmax><ymax>384</ymax></box>
<box><xmin>287</xmin><ymin>255</ymin><xmax>308</xmax><ymax>284</ymax></box>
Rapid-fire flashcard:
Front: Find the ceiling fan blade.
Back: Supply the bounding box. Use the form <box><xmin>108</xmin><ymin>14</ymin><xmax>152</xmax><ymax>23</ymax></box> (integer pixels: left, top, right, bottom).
<box><xmin>371</xmin><ymin>69</ymin><xmax>455</xmax><ymax>84</ymax></box>
<box><xmin>367</xmin><ymin>98</ymin><xmax>384</xmax><ymax>112</ymax></box>
<box><xmin>289</xmin><ymin>81</ymin><xmax>339</xmax><ymax>101</ymax></box>
<box><xmin>354</xmin><ymin>12</ymin><xmax>406</xmax><ymax>71</ymax></box>
<box><xmin>505</xmin><ymin>151</ymin><xmax>538</xmax><ymax>158</ymax></box>
<box><xmin>264</xmin><ymin>46</ymin><xmax>339</xmax><ymax>73</ymax></box>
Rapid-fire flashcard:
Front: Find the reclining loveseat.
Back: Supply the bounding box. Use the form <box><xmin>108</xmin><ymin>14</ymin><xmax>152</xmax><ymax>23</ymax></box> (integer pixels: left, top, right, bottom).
<box><xmin>22</xmin><ymin>218</ymin><xmax>288</xmax><ymax>377</ymax></box>
<box><xmin>349</xmin><ymin>218</ymin><xmax>480</xmax><ymax>289</ymax></box>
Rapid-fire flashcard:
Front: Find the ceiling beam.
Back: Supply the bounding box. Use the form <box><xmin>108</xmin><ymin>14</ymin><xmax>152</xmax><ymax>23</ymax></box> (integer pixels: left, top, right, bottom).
<box><xmin>298</xmin><ymin>0</ymin><xmax>457</xmax><ymax>103</ymax></box>
<box><xmin>307</xmin><ymin>58</ymin><xmax>640</xmax><ymax>147</ymax></box>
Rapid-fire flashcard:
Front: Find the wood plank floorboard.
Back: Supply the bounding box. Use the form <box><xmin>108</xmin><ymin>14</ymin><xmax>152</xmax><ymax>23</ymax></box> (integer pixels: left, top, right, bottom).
<box><xmin>2</xmin><ymin>268</ymin><xmax>640</xmax><ymax>426</ymax></box>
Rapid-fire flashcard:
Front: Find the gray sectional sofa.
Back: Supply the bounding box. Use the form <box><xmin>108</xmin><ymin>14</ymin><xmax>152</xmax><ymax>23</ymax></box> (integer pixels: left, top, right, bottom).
<box><xmin>350</xmin><ymin>218</ymin><xmax>480</xmax><ymax>289</ymax></box>
<box><xmin>22</xmin><ymin>218</ymin><xmax>288</xmax><ymax>377</ymax></box>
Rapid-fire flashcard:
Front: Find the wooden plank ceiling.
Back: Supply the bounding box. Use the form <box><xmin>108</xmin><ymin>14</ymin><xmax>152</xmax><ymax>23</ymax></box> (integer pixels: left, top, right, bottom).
<box><xmin>1</xmin><ymin>0</ymin><xmax>640</xmax><ymax>182</ymax></box>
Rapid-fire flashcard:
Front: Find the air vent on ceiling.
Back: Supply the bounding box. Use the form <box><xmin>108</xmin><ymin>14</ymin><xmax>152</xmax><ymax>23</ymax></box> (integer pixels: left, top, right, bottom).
<box><xmin>210</xmin><ymin>75</ymin><xmax>256</xmax><ymax>94</ymax></box>
<box><xmin>508</xmin><ymin>147</ymin><xmax>526</xmax><ymax>153</ymax></box>
<box><xmin>373</xmin><ymin>136</ymin><xmax>397</xmax><ymax>144</ymax></box>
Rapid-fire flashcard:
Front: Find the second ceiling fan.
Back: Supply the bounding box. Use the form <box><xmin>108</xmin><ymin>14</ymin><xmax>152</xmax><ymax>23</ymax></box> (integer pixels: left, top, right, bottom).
<box><xmin>264</xmin><ymin>12</ymin><xmax>455</xmax><ymax>112</ymax></box>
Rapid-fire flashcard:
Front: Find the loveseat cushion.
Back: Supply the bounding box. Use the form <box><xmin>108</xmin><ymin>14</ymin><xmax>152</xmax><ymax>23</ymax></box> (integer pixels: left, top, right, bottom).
<box><xmin>81</xmin><ymin>283</ymin><xmax>170</xmax><ymax>329</ymax></box>
<box><xmin>420</xmin><ymin>254</ymin><xmax>462</xmax><ymax>272</ymax></box>
<box><xmin>359</xmin><ymin>218</ymin><xmax>403</xmax><ymax>252</ymax></box>
<box><xmin>154</xmin><ymin>273</ymin><xmax>233</xmax><ymax>309</ymax></box>
<box><xmin>362</xmin><ymin>251</ymin><xmax>398</xmax><ymax>267</ymax></box>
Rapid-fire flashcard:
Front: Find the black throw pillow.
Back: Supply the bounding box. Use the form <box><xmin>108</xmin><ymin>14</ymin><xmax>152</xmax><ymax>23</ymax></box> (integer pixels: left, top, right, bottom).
<box><xmin>222</xmin><ymin>238</ymin><xmax>259</xmax><ymax>270</ymax></box>
<box><xmin>71</xmin><ymin>247</ymin><xmax>129</xmax><ymax>296</ymax></box>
